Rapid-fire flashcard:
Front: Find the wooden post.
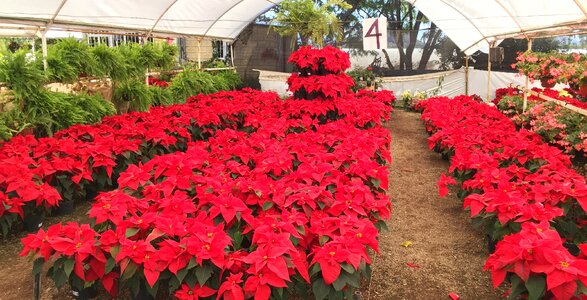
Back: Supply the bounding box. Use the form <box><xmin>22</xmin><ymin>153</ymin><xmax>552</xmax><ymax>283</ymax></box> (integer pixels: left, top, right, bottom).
<box><xmin>522</xmin><ymin>39</ymin><xmax>533</xmax><ymax>112</ymax></box>
<box><xmin>41</xmin><ymin>31</ymin><xmax>48</xmax><ymax>71</ymax></box>
<box><xmin>465</xmin><ymin>55</ymin><xmax>469</xmax><ymax>96</ymax></box>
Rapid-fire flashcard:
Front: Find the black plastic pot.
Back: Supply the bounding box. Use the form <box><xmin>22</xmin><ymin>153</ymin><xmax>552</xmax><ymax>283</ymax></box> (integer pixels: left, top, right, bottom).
<box><xmin>57</xmin><ymin>199</ymin><xmax>74</xmax><ymax>215</ymax></box>
<box><xmin>72</xmin><ymin>285</ymin><xmax>98</xmax><ymax>300</ymax></box>
<box><xmin>563</xmin><ymin>242</ymin><xmax>580</xmax><ymax>257</ymax></box>
<box><xmin>23</xmin><ymin>213</ymin><xmax>44</xmax><ymax>232</ymax></box>
<box><xmin>486</xmin><ymin>235</ymin><xmax>497</xmax><ymax>254</ymax></box>
<box><xmin>132</xmin><ymin>282</ymin><xmax>155</xmax><ymax>300</ymax></box>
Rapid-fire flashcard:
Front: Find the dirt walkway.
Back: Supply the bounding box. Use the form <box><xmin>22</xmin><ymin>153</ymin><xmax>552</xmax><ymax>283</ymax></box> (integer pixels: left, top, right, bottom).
<box><xmin>0</xmin><ymin>204</ymin><xmax>89</xmax><ymax>300</ymax></box>
<box><xmin>367</xmin><ymin>110</ymin><xmax>502</xmax><ymax>300</ymax></box>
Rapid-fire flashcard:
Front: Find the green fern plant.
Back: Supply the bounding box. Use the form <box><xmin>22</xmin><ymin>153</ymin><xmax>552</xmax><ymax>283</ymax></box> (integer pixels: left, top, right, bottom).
<box><xmin>114</xmin><ymin>79</ymin><xmax>152</xmax><ymax>112</ymax></box>
<box><xmin>0</xmin><ymin>50</ymin><xmax>45</xmax><ymax>100</ymax></box>
<box><xmin>51</xmin><ymin>38</ymin><xmax>99</xmax><ymax>77</ymax></box>
<box><xmin>91</xmin><ymin>44</ymin><xmax>128</xmax><ymax>81</ymax></box>
<box><xmin>170</xmin><ymin>69</ymin><xmax>218</xmax><ymax>100</ymax></box>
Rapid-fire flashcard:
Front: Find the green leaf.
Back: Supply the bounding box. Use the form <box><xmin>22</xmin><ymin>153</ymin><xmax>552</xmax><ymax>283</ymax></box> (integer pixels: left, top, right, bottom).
<box><xmin>105</xmin><ymin>257</ymin><xmax>116</xmax><ymax>274</ymax></box>
<box><xmin>508</xmin><ymin>275</ymin><xmax>525</xmax><ymax>299</ymax></box>
<box><xmin>332</xmin><ymin>271</ymin><xmax>348</xmax><ymax>291</ymax></box>
<box><xmin>312</xmin><ymin>278</ymin><xmax>330</xmax><ymax>300</ymax></box>
<box><xmin>370</xmin><ymin>178</ymin><xmax>381</xmax><ymax>188</ymax></box>
<box><xmin>122</xmin><ymin>262</ymin><xmax>137</xmax><ymax>280</ymax></box>
<box><xmin>32</xmin><ymin>258</ymin><xmax>44</xmax><ymax>275</ymax></box>
<box><xmin>125</xmin><ymin>227</ymin><xmax>140</xmax><ymax>238</ymax></box>
<box><xmin>262</xmin><ymin>201</ymin><xmax>274</xmax><ymax>211</ymax></box>
<box><xmin>340</xmin><ymin>263</ymin><xmax>355</xmax><ymax>274</ymax></box>
<box><xmin>109</xmin><ymin>245</ymin><xmax>120</xmax><ymax>258</ymax></box>
<box><xmin>526</xmin><ymin>275</ymin><xmax>546</xmax><ymax>300</ymax></box>
<box><xmin>195</xmin><ymin>265</ymin><xmax>212</xmax><ymax>286</ymax></box>
<box><xmin>63</xmin><ymin>259</ymin><xmax>75</xmax><ymax>278</ymax></box>
<box><xmin>176</xmin><ymin>267</ymin><xmax>189</xmax><ymax>283</ymax></box>
<box><xmin>187</xmin><ymin>257</ymin><xmax>197</xmax><ymax>270</ymax></box>
<box><xmin>310</xmin><ymin>263</ymin><xmax>321</xmax><ymax>276</ymax></box>
<box><xmin>53</xmin><ymin>268</ymin><xmax>68</xmax><ymax>287</ymax></box>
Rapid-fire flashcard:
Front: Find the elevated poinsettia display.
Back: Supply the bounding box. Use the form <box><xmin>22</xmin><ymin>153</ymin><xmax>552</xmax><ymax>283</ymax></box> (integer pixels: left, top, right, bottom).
<box><xmin>20</xmin><ymin>83</ymin><xmax>396</xmax><ymax>300</ymax></box>
<box><xmin>420</xmin><ymin>95</ymin><xmax>587</xmax><ymax>299</ymax></box>
<box><xmin>493</xmin><ymin>87</ymin><xmax>587</xmax><ymax>159</ymax></box>
<box><xmin>287</xmin><ymin>46</ymin><xmax>354</xmax><ymax>100</ymax></box>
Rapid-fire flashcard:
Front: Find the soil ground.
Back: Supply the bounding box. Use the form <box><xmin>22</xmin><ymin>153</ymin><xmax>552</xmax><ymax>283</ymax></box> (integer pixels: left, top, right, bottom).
<box><xmin>0</xmin><ymin>109</ymin><xmax>505</xmax><ymax>300</ymax></box>
<box><xmin>364</xmin><ymin>109</ymin><xmax>502</xmax><ymax>300</ymax></box>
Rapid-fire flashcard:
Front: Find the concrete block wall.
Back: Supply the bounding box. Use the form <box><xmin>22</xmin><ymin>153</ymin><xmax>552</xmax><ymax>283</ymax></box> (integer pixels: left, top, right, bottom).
<box><xmin>185</xmin><ymin>37</ymin><xmax>214</xmax><ymax>63</ymax></box>
<box><xmin>233</xmin><ymin>24</ymin><xmax>294</xmax><ymax>87</ymax></box>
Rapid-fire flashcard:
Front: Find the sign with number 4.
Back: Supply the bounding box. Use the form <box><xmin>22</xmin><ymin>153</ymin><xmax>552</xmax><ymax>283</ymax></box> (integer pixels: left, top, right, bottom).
<box><xmin>363</xmin><ymin>17</ymin><xmax>387</xmax><ymax>50</ymax></box>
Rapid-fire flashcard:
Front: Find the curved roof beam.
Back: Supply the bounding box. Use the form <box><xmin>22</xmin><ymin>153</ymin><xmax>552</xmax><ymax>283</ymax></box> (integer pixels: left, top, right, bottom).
<box><xmin>574</xmin><ymin>0</ymin><xmax>587</xmax><ymax>17</ymax></box>
<box><xmin>437</xmin><ymin>0</ymin><xmax>489</xmax><ymax>44</ymax></box>
<box><xmin>494</xmin><ymin>0</ymin><xmax>529</xmax><ymax>40</ymax></box>
<box><xmin>47</xmin><ymin>0</ymin><xmax>68</xmax><ymax>29</ymax></box>
<box><xmin>203</xmin><ymin>0</ymin><xmax>245</xmax><ymax>39</ymax></box>
<box><xmin>147</xmin><ymin>0</ymin><xmax>178</xmax><ymax>37</ymax></box>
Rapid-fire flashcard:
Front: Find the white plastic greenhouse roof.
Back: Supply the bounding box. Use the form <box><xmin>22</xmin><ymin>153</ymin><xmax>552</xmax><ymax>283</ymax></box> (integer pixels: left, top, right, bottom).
<box><xmin>0</xmin><ymin>0</ymin><xmax>280</xmax><ymax>40</ymax></box>
<box><xmin>406</xmin><ymin>0</ymin><xmax>587</xmax><ymax>55</ymax></box>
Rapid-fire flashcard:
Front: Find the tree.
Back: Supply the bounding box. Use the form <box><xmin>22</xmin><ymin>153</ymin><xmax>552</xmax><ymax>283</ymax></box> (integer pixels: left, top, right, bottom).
<box><xmin>338</xmin><ymin>0</ymin><xmax>445</xmax><ymax>71</ymax></box>
<box><xmin>271</xmin><ymin>0</ymin><xmax>351</xmax><ymax>46</ymax></box>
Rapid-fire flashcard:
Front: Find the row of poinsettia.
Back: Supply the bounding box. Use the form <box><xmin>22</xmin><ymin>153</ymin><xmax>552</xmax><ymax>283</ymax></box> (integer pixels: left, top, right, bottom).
<box><xmin>419</xmin><ymin>95</ymin><xmax>587</xmax><ymax>299</ymax></box>
<box><xmin>0</xmin><ymin>84</ymin><xmax>392</xmax><ymax>235</ymax></box>
<box><xmin>493</xmin><ymin>87</ymin><xmax>587</xmax><ymax>159</ymax></box>
<box><xmin>494</xmin><ymin>87</ymin><xmax>587</xmax><ymax>110</ymax></box>
<box><xmin>20</xmin><ymin>87</ymin><xmax>395</xmax><ymax>299</ymax></box>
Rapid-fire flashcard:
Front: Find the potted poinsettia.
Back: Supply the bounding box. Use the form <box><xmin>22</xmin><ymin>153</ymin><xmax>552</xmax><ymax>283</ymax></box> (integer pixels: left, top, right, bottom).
<box><xmin>514</xmin><ymin>51</ymin><xmax>587</xmax><ymax>89</ymax></box>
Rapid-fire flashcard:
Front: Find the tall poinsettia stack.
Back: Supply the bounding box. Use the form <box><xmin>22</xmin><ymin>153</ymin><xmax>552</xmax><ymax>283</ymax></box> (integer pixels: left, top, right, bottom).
<box><xmin>287</xmin><ymin>46</ymin><xmax>355</xmax><ymax>100</ymax></box>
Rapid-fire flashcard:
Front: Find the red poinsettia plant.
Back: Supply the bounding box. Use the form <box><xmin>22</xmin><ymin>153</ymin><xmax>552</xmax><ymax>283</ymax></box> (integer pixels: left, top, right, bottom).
<box><xmin>287</xmin><ymin>46</ymin><xmax>354</xmax><ymax>100</ymax></box>
<box><xmin>20</xmin><ymin>80</ymin><xmax>395</xmax><ymax>300</ymax></box>
<box><xmin>420</xmin><ymin>94</ymin><xmax>587</xmax><ymax>299</ymax></box>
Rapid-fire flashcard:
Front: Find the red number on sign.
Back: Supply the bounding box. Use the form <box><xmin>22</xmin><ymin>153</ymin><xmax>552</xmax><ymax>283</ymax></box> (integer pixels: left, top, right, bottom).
<box><xmin>365</xmin><ymin>19</ymin><xmax>382</xmax><ymax>49</ymax></box>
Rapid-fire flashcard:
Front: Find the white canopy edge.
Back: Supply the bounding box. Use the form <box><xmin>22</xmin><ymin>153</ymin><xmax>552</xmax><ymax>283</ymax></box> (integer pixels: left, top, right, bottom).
<box><xmin>0</xmin><ymin>0</ymin><xmax>280</xmax><ymax>40</ymax></box>
<box><xmin>406</xmin><ymin>0</ymin><xmax>587</xmax><ymax>55</ymax></box>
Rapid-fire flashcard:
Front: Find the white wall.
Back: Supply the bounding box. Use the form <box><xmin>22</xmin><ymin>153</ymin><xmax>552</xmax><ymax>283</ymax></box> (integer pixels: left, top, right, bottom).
<box><xmin>255</xmin><ymin>68</ymin><xmax>569</xmax><ymax>101</ymax></box>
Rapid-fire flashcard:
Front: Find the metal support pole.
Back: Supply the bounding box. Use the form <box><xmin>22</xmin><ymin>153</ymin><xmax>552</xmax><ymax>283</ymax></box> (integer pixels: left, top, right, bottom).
<box><xmin>523</xmin><ymin>39</ymin><xmax>533</xmax><ymax>112</ymax></box>
<box><xmin>31</xmin><ymin>37</ymin><xmax>36</xmax><ymax>61</ymax></box>
<box><xmin>33</xmin><ymin>273</ymin><xmax>41</xmax><ymax>300</ymax></box>
<box><xmin>465</xmin><ymin>55</ymin><xmax>469</xmax><ymax>96</ymax></box>
<box><xmin>197</xmin><ymin>38</ymin><xmax>202</xmax><ymax>70</ymax></box>
<box><xmin>41</xmin><ymin>31</ymin><xmax>48</xmax><ymax>71</ymax></box>
<box><xmin>230</xmin><ymin>43</ymin><xmax>235</xmax><ymax>68</ymax></box>
<box><xmin>487</xmin><ymin>54</ymin><xmax>491</xmax><ymax>102</ymax></box>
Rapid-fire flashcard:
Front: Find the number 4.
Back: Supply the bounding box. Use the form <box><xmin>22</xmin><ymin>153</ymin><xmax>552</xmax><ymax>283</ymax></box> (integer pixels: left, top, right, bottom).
<box><xmin>365</xmin><ymin>19</ymin><xmax>382</xmax><ymax>49</ymax></box>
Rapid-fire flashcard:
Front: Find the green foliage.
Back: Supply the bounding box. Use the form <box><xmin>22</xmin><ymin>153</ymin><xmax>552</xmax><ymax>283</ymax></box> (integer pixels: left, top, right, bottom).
<box><xmin>347</xmin><ymin>67</ymin><xmax>378</xmax><ymax>91</ymax></box>
<box><xmin>0</xmin><ymin>109</ymin><xmax>32</xmax><ymax>141</ymax></box>
<box><xmin>216</xmin><ymin>71</ymin><xmax>242</xmax><ymax>90</ymax></box>
<box><xmin>49</xmin><ymin>38</ymin><xmax>99</xmax><ymax>77</ymax></box>
<box><xmin>24</xmin><ymin>90</ymin><xmax>93</xmax><ymax>136</ymax></box>
<box><xmin>44</xmin><ymin>53</ymin><xmax>78</xmax><ymax>83</ymax></box>
<box><xmin>149</xmin><ymin>85</ymin><xmax>176</xmax><ymax>106</ymax></box>
<box><xmin>138</xmin><ymin>43</ymin><xmax>178</xmax><ymax>71</ymax></box>
<box><xmin>0</xmin><ymin>50</ymin><xmax>45</xmax><ymax>99</ymax></box>
<box><xmin>91</xmin><ymin>44</ymin><xmax>128</xmax><ymax>81</ymax></box>
<box><xmin>170</xmin><ymin>69</ymin><xmax>218</xmax><ymax>99</ymax></box>
<box><xmin>201</xmin><ymin>58</ymin><xmax>228</xmax><ymax>69</ymax></box>
<box><xmin>67</xmin><ymin>93</ymin><xmax>116</xmax><ymax>123</ymax></box>
<box><xmin>114</xmin><ymin>79</ymin><xmax>152</xmax><ymax>112</ymax></box>
<box><xmin>272</xmin><ymin>0</ymin><xmax>351</xmax><ymax>46</ymax></box>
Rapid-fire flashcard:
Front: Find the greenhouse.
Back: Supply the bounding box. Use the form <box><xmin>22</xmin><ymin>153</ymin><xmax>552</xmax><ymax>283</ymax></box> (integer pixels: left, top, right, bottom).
<box><xmin>0</xmin><ymin>0</ymin><xmax>586</xmax><ymax>299</ymax></box>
